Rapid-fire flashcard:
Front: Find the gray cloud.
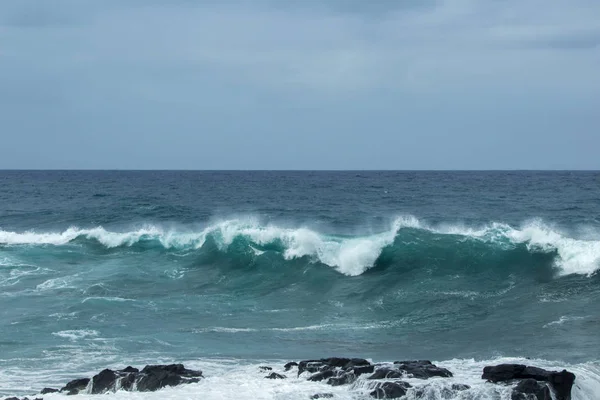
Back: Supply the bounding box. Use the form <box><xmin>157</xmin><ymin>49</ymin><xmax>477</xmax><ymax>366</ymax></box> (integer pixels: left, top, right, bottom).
<box><xmin>0</xmin><ymin>0</ymin><xmax>599</xmax><ymax>169</ymax></box>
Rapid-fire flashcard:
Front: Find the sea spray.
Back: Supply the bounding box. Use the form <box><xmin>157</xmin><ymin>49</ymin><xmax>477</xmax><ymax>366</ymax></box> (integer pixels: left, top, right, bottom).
<box><xmin>2</xmin><ymin>216</ymin><xmax>599</xmax><ymax>276</ymax></box>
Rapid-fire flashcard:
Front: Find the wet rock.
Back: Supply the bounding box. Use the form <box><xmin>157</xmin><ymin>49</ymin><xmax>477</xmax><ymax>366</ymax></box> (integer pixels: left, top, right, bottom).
<box><xmin>482</xmin><ymin>364</ymin><xmax>575</xmax><ymax>400</ymax></box>
<box><xmin>308</xmin><ymin>370</ymin><xmax>336</xmax><ymax>382</ymax></box>
<box><xmin>483</xmin><ymin>364</ymin><xmax>526</xmax><ymax>382</ymax></box>
<box><xmin>548</xmin><ymin>370</ymin><xmax>576</xmax><ymax>400</ymax></box>
<box><xmin>482</xmin><ymin>364</ymin><xmax>551</xmax><ymax>382</ymax></box>
<box><xmin>413</xmin><ymin>383</ymin><xmax>471</xmax><ymax>399</ymax></box>
<box><xmin>298</xmin><ymin>358</ymin><xmax>369</xmax><ymax>376</ymax></box>
<box><xmin>259</xmin><ymin>366</ymin><xmax>273</xmax><ymax>371</ymax></box>
<box><xmin>40</xmin><ymin>388</ymin><xmax>59</xmax><ymax>394</ymax></box>
<box><xmin>60</xmin><ymin>378</ymin><xmax>90</xmax><ymax>395</ymax></box>
<box><xmin>265</xmin><ymin>372</ymin><xmax>286</xmax><ymax>379</ymax></box>
<box><xmin>349</xmin><ymin>365</ymin><xmax>374</xmax><ymax>376</ymax></box>
<box><xmin>327</xmin><ymin>372</ymin><xmax>356</xmax><ymax>386</ymax></box>
<box><xmin>310</xmin><ymin>394</ymin><xmax>334</xmax><ymax>399</ymax></box>
<box><xmin>325</xmin><ymin>357</ymin><xmax>370</xmax><ymax>369</ymax></box>
<box><xmin>91</xmin><ymin>369</ymin><xmax>118</xmax><ymax>394</ymax></box>
<box><xmin>284</xmin><ymin>362</ymin><xmax>298</xmax><ymax>371</ymax></box>
<box><xmin>117</xmin><ymin>372</ymin><xmax>137</xmax><ymax>391</ymax></box>
<box><xmin>370</xmin><ymin>381</ymin><xmax>411</xmax><ymax>399</ymax></box>
<box><xmin>136</xmin><ymin>364</ymin><xmax>202</xmax><ymax>392</ymax></box>
<box><xmin>368</xmin><ymin>368</ymin><xmax>404</xmax><ymax>380</ymax></box>
<box><xmin>298</xmin><ymin>360</ymin><xmax>327</xmax><ymax>376</ymax></box>
<box><xmin>4</xmin><ymin>398</ymin><xmax>43</xmax><ymax>400</ymax></box>
<box><xmin>393</xmin><ymin>360</ymin><xmax>453</xmax><ymax>379</ymax></box>
<box><xmin>522</xmin><ymin>367</ymin><xmax>552</xmax><ymax>381</ymax></box>
<box><xmin>56</xmin><ymin>364</ymin><xmax>201</xmax><ymax>395</ymax></box>
<box><xmin>511</xmin><ymin>379</ymin><xmax>550</xmax><ymax>400</ymax></box>
<box><xmin>452</xmin><ymin>384</ymin><xmax>471</xmax><ymax>391</ymax></box>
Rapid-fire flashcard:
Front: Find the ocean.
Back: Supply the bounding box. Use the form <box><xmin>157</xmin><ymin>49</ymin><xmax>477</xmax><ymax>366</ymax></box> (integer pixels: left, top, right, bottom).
<box><xmin>1</xmin><ymin>170</ymin><xmax>599</xmax><ymax>399</ymax></box>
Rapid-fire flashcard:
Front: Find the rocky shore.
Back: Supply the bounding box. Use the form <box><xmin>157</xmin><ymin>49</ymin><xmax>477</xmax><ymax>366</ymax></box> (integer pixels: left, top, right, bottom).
<box><xmin>3</xmin><ymin>358</ymin><xmax>575</xmax><ymax>400</ymax></box>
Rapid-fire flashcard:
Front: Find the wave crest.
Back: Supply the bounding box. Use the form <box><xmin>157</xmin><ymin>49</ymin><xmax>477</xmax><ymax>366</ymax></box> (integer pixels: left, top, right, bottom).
<box><xmin>1</xmin><ymin>216</ymin><xmax>599</xmax><ymax>277</ymax></box>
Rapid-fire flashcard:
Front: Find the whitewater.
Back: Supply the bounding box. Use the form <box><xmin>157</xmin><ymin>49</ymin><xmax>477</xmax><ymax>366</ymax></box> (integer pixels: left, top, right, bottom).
<box><xmin>1</xmin><ymin>171</ymin><xmax>600</xmax><ymax>399</ymax></box>
<box><xmin>1</xmin><ymin>216</ymin><xmax>599</xmax><ymax>276</ymax></box>
<box><xmin>0</xmin><ymin>357</ymin><xmax>599</xmax><ymax>399</ymax></box>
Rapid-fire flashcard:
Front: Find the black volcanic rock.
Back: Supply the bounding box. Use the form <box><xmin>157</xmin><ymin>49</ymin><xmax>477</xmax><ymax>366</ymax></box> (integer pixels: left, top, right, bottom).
<box><xmin>482</xmin><ymin>364</ymin><xmax>575</xmax><ymax>400</ymax></box>
<box><xmin>265</xmin><ymin>372</ymin><xmax>286</xmax><ymax>379</ymax></box>
<box><xmin>259</xmin><ymin>366</ymin><xmax>272</xmax><ymax>371</ymax></box>
<box><xmin>370</xmin><ymin>381</ymin><xmax>411</xmax><ymax>399</ymax></box>
<box><xmin>308</xmin><ymin>370</ymin><xmax>336</xmax><ymax>382</ymax></box>
<box><xmin>141</xmin><ymin>364</ymin><xmax>202</xmax><ymax>378</ymax></box>
<box><xmin>350</xmin><ymin>364</ymin><xmax>375</xmax><ymax>376</ymax></box>
<box><xmin>310</xmin><ymin>394</ymin><xmax>334</xmax><ymax>399</ymax></box>
<box><xmin>60</xmin><ymin>378</ymin><xmax>90</xmax><ymax>395</ymax></box>
<box><xmin>327</xmin><ymin>372</ymin><xmax>356</xmax><ymax>386</ymax></box>
<box><xmin>136</xmin><ymin>364</ymin><xmax>202</xmax><ymax>392</ymax></box>
<box><xmin>40</xmin><ymin>388</ymin><xmax>58</xmax><ymax>394</ymax></box>
<box><xmin>298</xmin><ymin>360</ymin><xmax>326</xmax><ymax>376</ymax></box>
<box><xmin>56</xmin><ymin>364</ymin><xmax>202</xmax><ymax>395</ymax></box>
<box><xmin>284</xmin><ymin>362</ymin><xmax>298</xmax><ymax>371</ymax></box>
<box><xmin>483</xmin><ymin>365</ymin><xmax>550</xmax><ymax>382</ymax></box>
<box><xmin>393</xmin><ymin>360</ymin><xmax>453</xmax><ymax>379</ymax></box>
<box><xmin>298</xmin><ymin>358</ymin><xmax>370</xmax><ymax>376</ymax></box>
<box><xmin>4</xmin><ymin>398</ymin><xmax>43</xmax><ymax>400</ymax></box>
<box><xmin>511</xmin><ymin>379</ymin><xmax>550</xmax><ymax>400</ymax></box>
<box><xmin>368</xmin><ymin>368</ymin><xmax>404</xmax><ymax>380</ymax></box>
<box><xmin>325</xmin><ymin>358</ymin><xmax>369</xmax><ymax>369</ymax></box>
<box><xmin>483</xmin><ymin>364</ymin><xmax>530</xmax><ymax>382</ymax></box>
<box><xmin>452</xmin><ymin>384</ymin><xmax>470</xmax><ymax>391</ymax></box>
<box><xmin>5</xmin><ymin>398</ymin><xmax>42</xmax><ymax>400</ymax></box>
<box><xmin>118</xmin><ymin>372</ymin><xmax>137</xmax><ymax>391</ymax></box>
<box><xmin>91</xmin><ymin>369</ymin><xmax>118</xmax><ymax>394</ymax></box>
<box><xmin>522</xmin><ymin>366</ymin><xmax>552</xmax><ymax>381</ymax></box>
<box><xmin>548</xmin><ymin>370</ymin><xmax>576</xmax><ymax>400</ymax></box>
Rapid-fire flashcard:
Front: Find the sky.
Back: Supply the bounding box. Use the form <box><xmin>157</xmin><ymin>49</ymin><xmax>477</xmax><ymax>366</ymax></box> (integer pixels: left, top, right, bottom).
<box><xmin>0</xmin><ymin>0</ymin><xmax>599</xmax><ymax>170</ymax></box>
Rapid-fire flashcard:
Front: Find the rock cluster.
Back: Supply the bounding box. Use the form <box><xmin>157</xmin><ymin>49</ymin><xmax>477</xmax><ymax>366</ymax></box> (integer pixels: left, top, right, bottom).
<box><xmin>30</xmin><ymin>364</ymin><xmax>202</xmax><ymax>396</ymax></box>
<box><xmin>483</xmin><ymin>364</ymin><xmax>576</xmax><ymax>400</ymax></box>
<box><xmin>3</xmin><ymin>358</ymin><xmax>575</xmax><ymax>400</ymax></box>
<box><xmin>287</xmin><ymin>357</ymin><xmax>463</xmax><ymax>399</ymax></box>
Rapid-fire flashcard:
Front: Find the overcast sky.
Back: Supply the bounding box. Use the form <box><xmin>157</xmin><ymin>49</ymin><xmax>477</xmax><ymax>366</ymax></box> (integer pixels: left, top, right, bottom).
<box><xmin>1</xmin><ymin>0</ymin><xmax>599</xmax><ymax>169</ymax></box>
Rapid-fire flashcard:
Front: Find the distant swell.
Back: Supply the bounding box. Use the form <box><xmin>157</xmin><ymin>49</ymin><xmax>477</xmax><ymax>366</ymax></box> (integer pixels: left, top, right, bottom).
<box><xmin>1</xmin><ymin>216</ymin><xmax>599</xmax><ymax>277</ymax></box>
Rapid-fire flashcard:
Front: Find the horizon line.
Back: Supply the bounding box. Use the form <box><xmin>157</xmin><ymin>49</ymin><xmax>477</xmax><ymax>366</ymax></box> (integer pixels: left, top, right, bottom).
<box><xmin>0</xmin><ymin>169</ymin><xmax>599</xmax><ymax>172</ymax></box>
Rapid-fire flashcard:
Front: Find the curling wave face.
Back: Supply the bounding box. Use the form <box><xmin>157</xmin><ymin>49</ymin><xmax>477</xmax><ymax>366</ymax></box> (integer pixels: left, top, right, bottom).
<box><xmin>1</xmin><ymin>216</ymin><xmax>599</xmax><ymax>276</ymax></box>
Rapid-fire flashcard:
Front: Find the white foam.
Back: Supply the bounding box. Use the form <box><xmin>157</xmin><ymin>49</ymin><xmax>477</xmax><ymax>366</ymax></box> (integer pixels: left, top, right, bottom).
<box><xmin>49</xmin><ymin>312</ymin><xmax>79</xmax><ymax>320</ymax></box>
<box><xmin>0</xmin><ymin>264</ymin><xmax>43</xmax><ymax>287</ymax></box>
<box><xmin>0</xmin><ymin>226</ymin><xmax>165</xmax><ymax>248</ymax></box>
<box><xmin>82</xmin><ymin>296</ymin><xmax>135</xmax><ymax>303</ymax></box>
<box><xmin>193</xmin><ymin>327</ymin><xmax>258</xmax><ymax>333</ymax></box>
<box><xmin>0</xmin><ymin>257</ymin><xmax>14</xmax><ymax>266</ymax></box>
<box><xmin>36</xmin><ymin>277</ymin><xmax>74</xmax><ymax>291</ymax></box>
<box><xmin>192</xmin><ymin>321</ymin><xmax>405</xmax><ymax>334</ymax></box>
<box><xmin>1</xmin><ymin>215</ymin><xmax>599</xmax><ymax>276</ymax></box>
<box><xmin>505</xmin><ymin>220</ymin><xmax>600</xmax><ymax>276</ymax></box>
<box><xmin>543</xmin><ymin>315</ymin><xmax>586</xmax><ymax>328</ymax></box>
<box><xmin>13</xmin><ymin>357</ymin><xmax>600</xmax><ymax>400</ymax></box>
<box><xmin>52</xmin><ymin>330</ymin><xmax>99</xmax><ymax>341</ymax></box>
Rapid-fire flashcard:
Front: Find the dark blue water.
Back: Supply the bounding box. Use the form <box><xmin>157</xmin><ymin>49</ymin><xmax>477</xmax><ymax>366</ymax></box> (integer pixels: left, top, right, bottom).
<box><xmin>1</xmin><ymin>171</ymin><xmax>600</xmax><ymax>397</ymax></box>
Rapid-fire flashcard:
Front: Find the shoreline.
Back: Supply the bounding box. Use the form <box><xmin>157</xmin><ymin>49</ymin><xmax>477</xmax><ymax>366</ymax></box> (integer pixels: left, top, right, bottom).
<box><xmin>3</xmin><ymin>357</ymin><xmax>578</xmax><ymax>400</ymax></box>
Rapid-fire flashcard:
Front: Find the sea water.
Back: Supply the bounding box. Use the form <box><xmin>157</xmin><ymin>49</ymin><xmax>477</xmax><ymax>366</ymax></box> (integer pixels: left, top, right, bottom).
<box><xmin>1</xmin><ymin>171</ymin><xmax>599</xmax><ymax>398</ymax></box>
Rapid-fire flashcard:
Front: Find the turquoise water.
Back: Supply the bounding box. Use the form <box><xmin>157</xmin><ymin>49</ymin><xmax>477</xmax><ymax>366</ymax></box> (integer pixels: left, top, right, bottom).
<box><xmin>1</xmin><ymin>171</ymin><xmax>599</xmax><ymax>398</ymax></box>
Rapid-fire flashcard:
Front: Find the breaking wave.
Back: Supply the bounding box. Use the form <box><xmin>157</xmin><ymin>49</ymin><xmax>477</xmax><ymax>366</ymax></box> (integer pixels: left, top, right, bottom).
<box><xmin>1</xmin><ymin>216</ymin><xmax>599</xmax><ymax>277</ymax></box>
